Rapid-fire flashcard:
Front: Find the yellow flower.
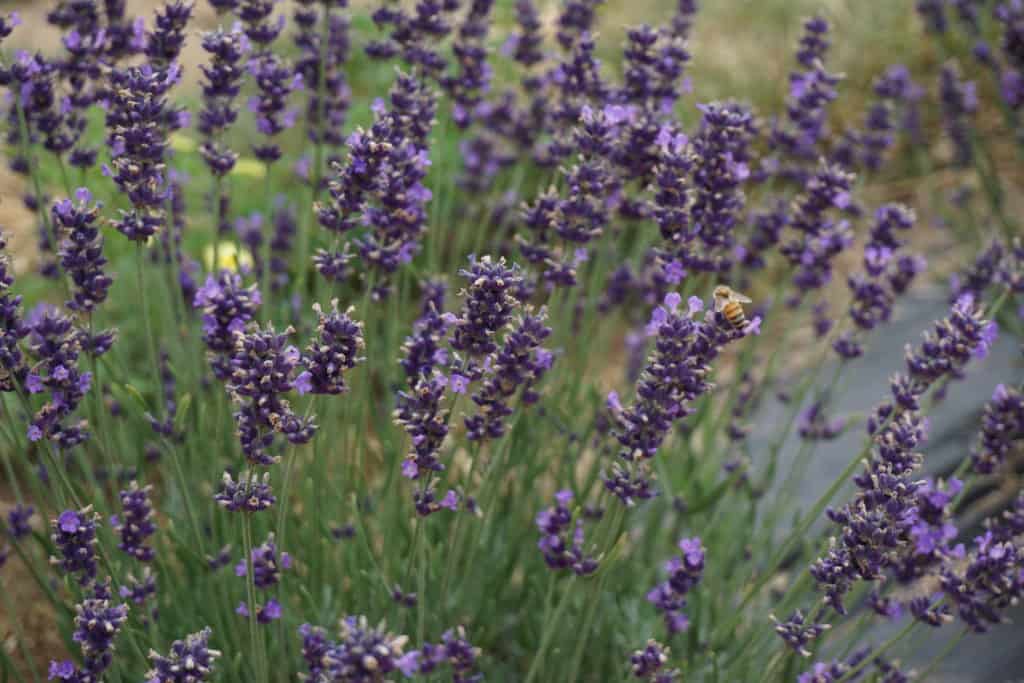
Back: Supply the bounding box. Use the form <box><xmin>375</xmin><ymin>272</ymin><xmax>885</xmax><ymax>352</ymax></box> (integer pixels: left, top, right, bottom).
<box><xmin>169</xmin><ymin>132</ymin><xmax>197</xmax><ymax>152</ymax></box>
<box><xmin>202</xmin><ymin>241</ymin><xmax>254</xmax><ymax>273</ymax></box>
<box><xmin>232</xmin><ymin>158</ymin><xmax>267</xmax><ymax>179</ymax></box>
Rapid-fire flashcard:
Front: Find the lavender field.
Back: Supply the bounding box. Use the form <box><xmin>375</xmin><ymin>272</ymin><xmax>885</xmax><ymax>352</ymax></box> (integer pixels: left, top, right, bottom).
<box><xmin>0</xmin><ymin>1</ymin><xmax>1022</xmax><ymax>681</ymax></box>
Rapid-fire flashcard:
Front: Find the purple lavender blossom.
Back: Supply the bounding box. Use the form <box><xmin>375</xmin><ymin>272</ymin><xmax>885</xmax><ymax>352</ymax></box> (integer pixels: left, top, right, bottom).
<box><xmin>556</xmin><ymin>0</ymin><xmax>603</xmax><ymax>52</ymax></box>
<box><xmin>536</xmin><ymin>490</ymin><xmax>598</xmax><ymax>576</ymax></box>
<box><xmin>441</xmin><ymin>0</ymin><xmax>496</xmax><ymax>129</ymax></box>
<box><xmin>395</xmin><ymin>372</ymin><xmax>450</xmax><ymax>508</ymax></box>
<box><xmin>450</xmin><ymin>256</ymin><xmax>523</xmax><ymax>363</ymax></box>
<box><xmin>397</xmin><ymin>626</ymin><xmax>483</xmax><ymax>681</ymax></box>
<box><xmin>767</xmin><ymin>17</ymin><xmax>842</xmax><ymax>180</ymax></box>
<box><xmin>26</xmin><ymin>307</ymin><xmax>91</xmax><ymax>447</ymax></box>
<box><xmin>812</xmin><ymin>297</ymin><xmax>993</xmax><ymax>615</ymax></box>
<box><xmin>940</xmin><ymin>524</ymin><xmax>1024</xmax><ymax>633</ymax></box>
<box><xmin>606</xmin><ymin>293</ymin><xmax>743</xmax><ymax>504</ymax></box>
<box><xmin>796</xmin><ymin>650</ymin><xmax>904</xmax><ymax>683</ymax></box>
<box><xmin>247</xmin><ymin>52</ymin><xmax>303</xmax><ymax>163</ymax></box>
<box><xmin>315</xmin><ymin>72</ymin><xmax>436</xmax><ymax>292</ymax></box>
<box><xmin>972</xmin><ymin>383</ymin><xmax>1024</xmax><ymax>474</ymax></box>
<box><xmin>111</xmin><ymin>480</ymin><xmax>157</xmax><ymax>562</ymax></box>
<box><xmin>771</xmin><ymin>609</ymin><xmax>830</xmax><ymax>657</ymax></box>
<box><xmin>939</xmin><ymin>62</ymin><xmax>977</xmax><ymax>167</ymax></box>
<box><xmin>669</xmin><ymin>0</ymin><xmax>699</xmax><ymax>40</ymax></box>
<box><xmin>917</xmin><ymin>0</ymin><xmax>948</xmax><ymax>33</ymax></box>
<box><xmin>294</xmin><ymin>1</ymin><xmax>351</xmax><ymax>147</ymax></box>
<box><xmin>235</xmin><ymin>532</ymin><xmax>291</xmax><ymax>589</ymax></box>
<box><xmin>119</xmin><ymin>567</ymin><xmax>157</xmax><ymax>615</ymax></box>
<box><xmin>58</xmin><ymin>589</ymin><xmax>129</xmax><ymax>681</ymax></box>
<box><xmin>303</xmin><ymin>615</ymin><xmax>412</xmax><ymax>680</ymax></box>
<box><xmin>239</xmin><ymin>0</ymin><xmax>285</xmax><ymax>49</ymax></box>
<box><xmin>366</xmin><ymin>0</ymin><xmax>458</xmax><ymax>76</ymax></box>
<box><xmin>50</xmin><ymin>507</ymin><xmax>100</xmax><ymax>586</ymax></box>
<box><xmin>950</xmin><ymin>240</ymin><xmax>1004</xmax><ymax>304</ymax></box>
<box><xmin>630</xmin><ymin>640</ymin><xmax>676</xmax><ymax>680</ymax></box>
<box><xmin>299</xmin><ymin>300</ymin><xmax>365</xmax><ymax>395</ymax></box>
<box><xmin>509</xmin><ymin>0</ymin><xmax>543</xmax><ymax>69</ymax></box>
<box><xmin>227</xmin><ymin>324</ymin><xmax>317</xmax><ymax>465</ymax></box>
<box><xmin>105</xmin><ymin>63</ymin><xmax>179</xmax><ymax>242</ymax></box>
<box><xmin>798</xmin><ymin>400</ymin><xmax>846</xmax><ymax>441</ymax></box>
<box><xmin>214</xmin><ymin>471</ymin><xmax>276</xmax><ymax>513</ymax></box>
<box><xmin>647</xmin><ymin>537</ymin><xmax>705</xmax><ymax>634</ymax></box>
<box><xmin>145</xmin><ymin>1</ymin><xmax>192</xmax><ymax>67</ymax></box>
<box><xmin>399</xmin><ymin>293</ymin><xmax>453</xmax><ymax>385</ymax></box>
<box><xmin>687</xmin><ymin>102</ymin><xmax>755</xmax><ymax>272</ymax></box>
<box><xmin>146</xmin><ymin>627</ymin><xmax>222</xmax><ymax>682</ymax></box>
<box><xmin>0</xmin><ymin>232</ymin><xmax>29</xmax><ymax>392</ymax></box>
<box><xmin>193</xmin><ymin>271</ymin><xmax>262</xmax><ymax>380</ymax></box>
<box><xmin>464</xmin><ymin>310</ymin><xmax>553</xmax><ymax>441</ymax></box>
<box><xmin>198</xmin><ymin>25</ymin><xmax>248</xmax><ymax>176</ymax></box>
<box><xmin>618</xmin><ymin>25</ymin><xmax>690</xmax><ymax>113</ymax></box>
<box><xmin>780</xmin><ymin>161</ymin><xmax>854</xmax><ymax>301</ymax></box>
<box><xmin>6</xmin><ymin>504</ymin><xmax>34</xmax><ymax>539</ymax></box>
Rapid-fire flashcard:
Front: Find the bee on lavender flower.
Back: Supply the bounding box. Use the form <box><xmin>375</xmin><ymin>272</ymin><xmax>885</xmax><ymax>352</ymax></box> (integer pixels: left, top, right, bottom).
<box><xmin>713</xmin><ymin>285</ymin><xmax>753</xmax><ymax>331</ymax></box>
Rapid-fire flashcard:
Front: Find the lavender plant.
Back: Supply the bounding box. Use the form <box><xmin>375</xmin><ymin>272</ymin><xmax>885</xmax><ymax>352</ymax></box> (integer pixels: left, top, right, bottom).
<box><xmin>0</xmin><ymin>2</ymin><xmax>1021</xmax><ymax>682</ymax></box>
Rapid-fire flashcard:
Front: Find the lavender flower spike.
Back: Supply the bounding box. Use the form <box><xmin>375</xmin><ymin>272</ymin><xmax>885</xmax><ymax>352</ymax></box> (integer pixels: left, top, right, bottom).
<box><xmin>50</xmin><ymin>507</ymin><xmax>100</xmax><ymax>585</ymax></box>
<box><xmin>146</xmin><ymin>627</ymin><xmax>222</xmax><ymax>682</ymax></box>
<box><xmin>298</xmin><ymin>300</ymin><xmax>365</xmax><ymax>396</ymax></box>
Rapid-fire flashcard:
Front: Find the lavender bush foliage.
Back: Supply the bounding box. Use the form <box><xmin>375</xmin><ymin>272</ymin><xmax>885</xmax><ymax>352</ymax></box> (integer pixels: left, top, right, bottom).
<box><xmin>0</xmin><ymin>2</ymin><xmax>1021</xmax><ymax>681</ymax></box>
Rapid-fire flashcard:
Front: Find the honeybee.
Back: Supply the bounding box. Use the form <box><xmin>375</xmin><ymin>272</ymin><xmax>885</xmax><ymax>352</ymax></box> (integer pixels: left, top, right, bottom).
<box><xmin>713</xmin><ymin>285</ymin><xmax>753</xmax><ymax>331</ymax></box>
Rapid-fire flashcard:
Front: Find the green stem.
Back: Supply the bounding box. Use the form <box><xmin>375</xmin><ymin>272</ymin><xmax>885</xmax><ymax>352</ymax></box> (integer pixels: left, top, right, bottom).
<box><xmin>524</xmin><ymin>578</ymin><xmax>576</xmax><ymax>683</ymax></box>
<box><xmin>241</xmin><ymin>512</ymin><xmax>267</xmax><ymax>683</ymax></box>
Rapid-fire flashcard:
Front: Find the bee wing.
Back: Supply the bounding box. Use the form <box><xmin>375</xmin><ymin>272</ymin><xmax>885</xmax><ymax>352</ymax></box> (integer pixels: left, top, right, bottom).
<box><xmin>713</xmin><ymin>297</ymin><xmax>727</xmax><ymax>312</ymax></box>
<box><xmin>733</xmin><ymin>293</ymin><xmax>753</xmax><ymax>304</ymax></box>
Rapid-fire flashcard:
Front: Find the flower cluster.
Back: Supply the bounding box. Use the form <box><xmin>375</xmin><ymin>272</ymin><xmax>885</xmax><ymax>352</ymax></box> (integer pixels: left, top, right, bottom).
<box><xmin>647</xmin><ymin>537</ymin><xmax>705</xmax><ymax>634</ymax></box>
<box><xmin>52</xmin><ymin>188</ymin><xmax>112</xmax><ymax>313</ymax></box>
<box><xmin>111</xmin><ymin>480</ymin><xmax>157</xmax><ymax>562</ymax></box>
<box><xmin>198</xmin><ymin>25</ymin><xmax>248</xmax><ymax>176</ymax></box>
<box><xmin>772</xmin><ymin>610</ymin><xmax>831</xmax><ymax>657</ymax></box>
<box><xmin>780</xmin><ymin>161</ymin><xmax>854</xmax><ymax>303</ymax></box>
<box><xmin>146</xmin><ymin>627</ymin><xmax>222</xmax><ymax>683</ymax></box>
<box><xmin>366</xmin><ymin>0</ymin><xmax>458</xmax><ymax>76</ymax></box>
<box><xmin>105</xmin><ymin>62</ymin><xmax>179</xmax><ymax>242</ymax></box>
<box><xmin>235</xmin><ymin>532</ymin><xmax>291</xmax><ymax>623</ymax></box>
<box><xmin>226</xmin><ymin>324</ymin><xmax>316</xmax><ymax>466</ymax></box>
<box><xmin>972</xmin><ymin>383</ymin><xmax>1024</xmax><ymax>473</ymax></box>
<box><xmin>520</xmin><ymin>105</ymin><xmax>619</xmax><ymax>287</ymax></box>
<box><xmin>939</xmin><ymin>61</ymin><xmax>977</xmax><ymax>167</ymax></box>
<box><xmin>768</xmin><ymin>17</ymin><xmax>843</xmax><ymax>181</ymax></box>
<box><xmin>605</xmin><ymin>293</ymin><xmax>743</xmax><ymax>504</ymax></box>
<box><xmin>939</xmin><ymin>504</ymin><xmax>1024</xmax><ymax>633</ymax></box>
<box><xmin>536</xmin><ymin>490</ymin><xmax>598</xmax><ymax>576</ymax></box>
<box><xmin>811</xmin><ymin>297</ymin><xmax>994</xmax><ymax>615</ymax></box>
<box><xmin>629</xmin><ymin>639</ymin><xmax>679</xmax><ymax>681</ymax></box>
<box><xmin>835</xmin><ymin>203</ymin><xmax>922</xmax><ymax>360</ymax></box>
<box><xmin>25</xmin><ymin>307</ymin><xmax>91</xmax><ymax>447</ymax></box>
<box><xmin>686</xmin><ymin>102</ymin><xmax>756</xmax><ymax>273</ymax></box>
<box><xmin>315</xmin><ymin>72</ymin><xmax>436</xmax><ymax>293</ymax></box>
<box><xmin>0</xmin><ymin>231</ymin><xmax>29</xmax><ymax>392</ymax></box>
<box><xmin>193</xmin><ymin>271</ymin><xmax>262</xmax><ymax>380</ymax></box>
<box><xmin>49</xmin><ymin>587</ymin><xmax>129</xmax><ymax>682</ymax></box>
<box><xmin>50</xmin><ymin>507</ymin><xmax>100</xmax><ymax>586</ymax></box>
<box><xmin>6</xmin><ymin>503</ymin><xmax>34</xmax><ymax>539</ymax></box>
<box><xmin>464</xmin><ymin>311</ymin><xmax>553</xmax><ymax>441</ymax></box>
<box><xmin>297</xmin><ymin>300</ymin><xmax>365</xmax><ymax>395</ymax></box>
<box><xmin>397</xmin><ymin>626</ymin><xmax>484</xmax><ymax>681</ymax></box>
<box><xmin>294</xmin><ymin>0</ymin><xmax>351</xmax><ymax>147</ymax></box>
<box><xmin>298</xmin><ymin>616</ymin><xmax>412</xmax><ymax>680</ymax></box>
